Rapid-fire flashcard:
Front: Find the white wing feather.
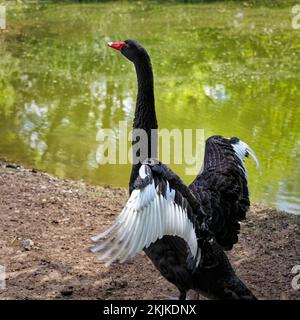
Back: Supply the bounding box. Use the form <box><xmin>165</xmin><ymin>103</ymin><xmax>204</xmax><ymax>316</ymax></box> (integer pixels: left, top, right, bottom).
<box><xmin>232</xmin><ymin>140</ymin><xmax>261</xmax><ymax>176</ymax></box>
<box><xmin>91</xmin><ymin>165</ymin><xmax>200</xmax><ymax>267</ymax></box>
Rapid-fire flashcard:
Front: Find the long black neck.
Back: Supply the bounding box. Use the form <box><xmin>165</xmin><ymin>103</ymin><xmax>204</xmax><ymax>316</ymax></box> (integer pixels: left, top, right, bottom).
<box><xmin>133</xmin><ymin>57</ymin><xmax>157</xmax><ymax>131</ymax></box>
<box><xmin>129</xmin><ymin>53</ymin><xmax>158</xmax><ymax>192</ymax></box>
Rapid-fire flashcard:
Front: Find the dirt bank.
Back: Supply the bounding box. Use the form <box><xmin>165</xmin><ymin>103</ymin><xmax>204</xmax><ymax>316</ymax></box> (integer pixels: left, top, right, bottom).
<box><xmin>0</xmin><ymin>162</ymin><xmax>299</xmax><ymax>300</ymax></box>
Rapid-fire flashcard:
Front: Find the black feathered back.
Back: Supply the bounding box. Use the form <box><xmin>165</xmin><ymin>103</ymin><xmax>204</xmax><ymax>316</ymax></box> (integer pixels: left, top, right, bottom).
<box><xmin>189</xmin><ymin>135</ymin><xmax>250</xmax><ymax>250</ymax></box>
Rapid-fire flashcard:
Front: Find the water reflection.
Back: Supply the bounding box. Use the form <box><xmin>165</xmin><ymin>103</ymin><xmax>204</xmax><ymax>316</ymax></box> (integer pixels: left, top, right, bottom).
<box><xmin>0</xmin><ymin>2</ymin><xmax>299</xmax><ymax>214</ymax></box>
<box><xmin>21</xmin><ymin>100</ymin><xmax>48</xmax><ymax>154</ymax></box>
<box><xmin>203</xmin><ymin>84</ymin><xmax>229</xmax><ymax>102</ymax></box>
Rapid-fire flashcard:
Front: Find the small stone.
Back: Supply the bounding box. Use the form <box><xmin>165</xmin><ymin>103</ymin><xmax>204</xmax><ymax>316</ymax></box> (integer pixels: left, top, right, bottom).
<box><xmin>6</xmin><ymin>163</ymin><xmax>22</xmax><ymax>169</ymax></box>
<box><xmin>61</xmin><ymin>287</ymin><xmax>73</xmax><ymax>296</ymax></box>
<box><xmin>22</xmin><ymin>239</ymin><xmax>34</xmax><ymax>251</ymax></box>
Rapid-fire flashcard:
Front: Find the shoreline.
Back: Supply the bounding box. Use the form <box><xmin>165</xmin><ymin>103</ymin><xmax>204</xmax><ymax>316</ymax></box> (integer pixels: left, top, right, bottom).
<box><xmin>0</xmin><ymin>161</ymin><xmax>299</xmax><ymax>299</ymax></box>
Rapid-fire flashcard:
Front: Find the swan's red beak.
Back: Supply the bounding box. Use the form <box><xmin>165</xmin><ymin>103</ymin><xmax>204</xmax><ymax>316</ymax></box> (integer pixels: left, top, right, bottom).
<box><xmin>107</xmin><ymin>41</ymin><xmax>127</xmax><ymax>51</ymax></box>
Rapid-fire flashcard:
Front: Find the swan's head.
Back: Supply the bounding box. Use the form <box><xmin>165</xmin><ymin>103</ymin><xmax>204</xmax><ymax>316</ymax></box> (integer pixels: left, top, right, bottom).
<box><xmin>107</xmin><ymin>39</ymin><xmax>149</xmax><ymax>63</ymax></box>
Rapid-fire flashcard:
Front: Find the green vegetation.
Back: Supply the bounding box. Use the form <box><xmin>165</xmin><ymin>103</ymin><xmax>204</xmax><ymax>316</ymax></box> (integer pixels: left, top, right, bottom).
<box><xmin>0</xmin><ymin>1</ymin><xmax>299</xmax><ymax>213</ymax></box>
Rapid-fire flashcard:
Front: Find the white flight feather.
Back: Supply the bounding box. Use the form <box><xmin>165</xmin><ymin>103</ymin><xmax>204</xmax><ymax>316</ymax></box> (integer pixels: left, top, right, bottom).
<box><xmin>171</xmin><ymin>201</ymin><xmax>177</xmax><ymax>235</ymax></box>
<box><xmin>179</xmin><ymin>207</ymin><xmax>184</xmax><ymax>236</ymax></box>
<box><xmin>91</xmin><ymin>165</ymin><xmax>200</xmax><ymax>268</ymax></box>
<box><xmin>125</xmin><ymin>212</ymin><xmax>143</xmax><ymax>259</ymax></box>
<box><xmin>164</xmin><ymin>195</ymin><xmax>171</xmax><ymax>234</ymax></box>
<box><xmin>144</xmin><ymin>203</ymin><xmax>152</xmax><ymax>248</ymax></box>
<box><xmin>154</xmin><ymin>197</ymin><xmax>162</xmax><ymax>239</ymax></box>
<box><xmin>133</xmin><ymin>210</ymin><xmax>148</xmax><ymax>254</ymax></box>
<box><xmin>118</xmin><ymin>209</ymin><xmax>140</xmax><ymax>263</ymax></box>
<box><xmin>99</xmin><ymin>208</ymin><xmax>136</xmax><ymax>261</ymax></box>
<box><xmin>147</xmin><ymin>201</ymin><xmax>156</xmax><ymax>247</ymax></box>
<box><xmin>232</xmin><ymin>140</ymin><xmax>261</xmax><ymax>178</ymax></box>
<box><xmin>176</xmin><ymin>208</ymin><xmax>180</xmax><ymax>236</ymax></box>
<box><xmin>174</xmin><ymin>204</ymin><xmax>180</xmax><ymax>236</ymax></box>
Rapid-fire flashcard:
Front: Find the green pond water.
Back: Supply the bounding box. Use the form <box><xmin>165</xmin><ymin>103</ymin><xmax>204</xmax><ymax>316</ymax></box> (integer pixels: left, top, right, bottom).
<box><xmin>0</xmin><ymin>1</ymin><xmax>300</xmax><ymax>214</ymax></box>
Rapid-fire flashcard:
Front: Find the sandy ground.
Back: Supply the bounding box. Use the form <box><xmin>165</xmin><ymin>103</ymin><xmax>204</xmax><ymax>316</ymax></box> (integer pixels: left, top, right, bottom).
<box><xmin>0</xmin><ymin>162</ymin><xmax>299</xmax><ymax>300</ymax></box>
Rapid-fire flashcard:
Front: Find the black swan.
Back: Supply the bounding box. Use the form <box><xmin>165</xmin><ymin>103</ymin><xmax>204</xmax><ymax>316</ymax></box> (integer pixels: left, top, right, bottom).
<box><xmin>91</xmin><ymin>40</ymin><xmax>260</xmax><ymax>300</ymax></box>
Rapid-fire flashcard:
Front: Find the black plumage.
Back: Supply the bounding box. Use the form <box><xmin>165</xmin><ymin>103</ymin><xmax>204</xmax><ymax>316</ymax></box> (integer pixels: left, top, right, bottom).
<box><xmin>91</xmin><ymin>40</ymin><xmax>259</xmax><ymax>300</ymax></box>
<box><xmin>190</xmin><ymin>135</ymin><xmax>250</xmax><ymax>250</ymax></box>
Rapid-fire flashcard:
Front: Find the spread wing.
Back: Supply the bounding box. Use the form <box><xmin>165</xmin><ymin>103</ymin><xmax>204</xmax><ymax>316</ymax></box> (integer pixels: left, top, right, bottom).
<box><xmin>190</xmin><ymin>135</ymin><xmax>260</xmax><ymax>250</ymax></box>
<box><xmin>91</xmin><ymin>162</ymin><xmax>203</xmax><ymax>269</ymax></box>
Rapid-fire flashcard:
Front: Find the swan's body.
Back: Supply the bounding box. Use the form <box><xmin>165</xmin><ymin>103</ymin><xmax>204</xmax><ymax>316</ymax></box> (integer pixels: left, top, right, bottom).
<box><xmin>91</xmin><ymin>40</ymin><xmax>259</xmax><ymax>300</ymax></box>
